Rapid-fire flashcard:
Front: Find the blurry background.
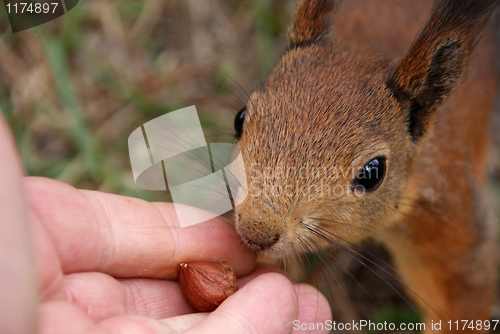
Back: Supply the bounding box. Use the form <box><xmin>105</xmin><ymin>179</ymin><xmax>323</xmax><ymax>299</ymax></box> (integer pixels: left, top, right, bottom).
<box><xmin>0</xmin><ymin>0</ymin><xmax>294</xmax><ymax>199</ymax></box>
<box><xmin>0</xmin><ymin>0</ymin><xmax>499</xmax><ymax>332</ymax></box>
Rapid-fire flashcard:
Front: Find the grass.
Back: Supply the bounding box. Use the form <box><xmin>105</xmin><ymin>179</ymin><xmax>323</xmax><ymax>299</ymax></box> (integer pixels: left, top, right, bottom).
<box><xmin>0</xmin><ymin>0</ymin><xmax>295</xmax><ymax>195</ymax></box>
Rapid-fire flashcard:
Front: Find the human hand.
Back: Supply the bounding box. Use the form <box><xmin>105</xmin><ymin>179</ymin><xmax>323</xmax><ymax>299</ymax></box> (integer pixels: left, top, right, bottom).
<box><xmin>0</xmin><ymin>116</ymin><xmax>331</xmax><ymax>334</ymax></box>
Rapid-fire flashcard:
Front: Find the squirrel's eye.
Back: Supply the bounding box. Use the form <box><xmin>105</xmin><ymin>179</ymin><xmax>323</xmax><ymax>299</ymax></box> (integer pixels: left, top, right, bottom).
<box><xmin>234</xmin><ymin>107</ymin><xmax>246</xmax><ymax>139</ymax></box>
<box><xmin>353</xmin><ymin>157</ymin><xmax>386</xmax><ymax>191</ymax></box>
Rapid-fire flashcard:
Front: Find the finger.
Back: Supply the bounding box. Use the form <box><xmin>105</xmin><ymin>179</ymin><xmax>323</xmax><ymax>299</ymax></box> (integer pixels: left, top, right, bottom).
<box><xmin>159</xmin><ymin>313</ymin><xmax>207</xmax><ymax>331</ymax></box>
<box><xmin>42</xmin><ymin>300</ymin><xmax>202</xmax><ymax>334</ymax></box>
<box><xmin>40</xmin><ymin>301</ymin><xmax>110</xmax><ymax>334</ymax></box>
<box><xmin>61</xmin><ymin>264</ymin><xmax>284</xmax><ymax>322</ymax></box>
<box><xmin>25</xmin><ymin>176</ymin><xmax>256</xmax><ymax>278</ymax></box>
<box><xmin>0</xmin><ymin>116</ymin><xmax>38</xmax><ymax>333</ymax></box>
<box><xmin>29</xmin><ymin>209</ymin><xmax>66</xmax><ymax>301</ymax></box>
<box><xmin>99</xmin><ymin>314</ymin><xmax>196</xmax><ymax>334</ymax></box>
<box><xmin>292</xmin><ymin>284</ymin><xmax>332</xmax><ymax>334</ymax></box>
<box><xmin>185</xmin><ymin>273</ymin><xmax>299</xmax><ymax>334</ymax></box>
<box><xmin>63</xmin><ymin>272</ymin><xmax>194</xmax><ymax>321</ymax></box>
<box><xmin>237</xmin><ymin>263</ymin><xmax>290</xmax><ymax>287</ymax></box>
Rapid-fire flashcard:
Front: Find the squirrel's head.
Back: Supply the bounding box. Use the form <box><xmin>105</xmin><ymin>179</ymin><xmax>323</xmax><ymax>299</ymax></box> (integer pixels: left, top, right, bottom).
<box><xmin>232</xmin><ymin>0</ymin><xmax>496</xmax><ymax>256</ymax></box>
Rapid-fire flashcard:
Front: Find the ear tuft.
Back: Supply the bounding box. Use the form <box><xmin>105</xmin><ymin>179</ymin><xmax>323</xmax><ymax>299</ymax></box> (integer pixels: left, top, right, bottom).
<box><xmin>289</xmin><ymin>0</ymin><xmax>337</xmax><ymax>48</ymax></box>
<box><xmin>388</xmin><ymin>0</ymin><xmax>498</xmax><ymax>142</ymax></box>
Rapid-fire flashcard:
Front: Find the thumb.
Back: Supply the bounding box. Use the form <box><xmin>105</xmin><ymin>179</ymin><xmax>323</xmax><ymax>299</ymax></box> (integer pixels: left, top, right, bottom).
<box><xmin>185</xmin><ymin>273</ymin><xmax>298</xmax><ymax>334</ymax></box>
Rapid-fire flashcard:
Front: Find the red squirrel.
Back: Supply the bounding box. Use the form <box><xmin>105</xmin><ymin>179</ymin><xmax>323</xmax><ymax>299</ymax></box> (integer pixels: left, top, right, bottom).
<box><xmin>232</xmin><ymin>0</ymin><xmax>500</xmax><ymax>331</ymax></box>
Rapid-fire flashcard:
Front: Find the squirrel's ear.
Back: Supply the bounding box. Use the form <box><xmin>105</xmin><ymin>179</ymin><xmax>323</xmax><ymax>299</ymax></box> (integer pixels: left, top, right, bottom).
<box><xmin>289</xmin><ymin>0</ymin><xmax>337</xmax><ymax>48</ymax></box>
<box><xmin>388</xmin><ymin>0</ymin><xmax>497</xmax><ymax>141</ymax></box>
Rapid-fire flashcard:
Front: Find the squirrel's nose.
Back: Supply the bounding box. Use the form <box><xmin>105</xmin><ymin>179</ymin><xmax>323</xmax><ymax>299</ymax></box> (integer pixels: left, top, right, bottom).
<box><xmin>246</xmin><ymin>232</ymin><xmax>280</xmax><ymax>251</ymax></box>
<box><xmin>236</xmin><ymin>220</ymin><xmax>281</xmax><ymax>251</ymax></box>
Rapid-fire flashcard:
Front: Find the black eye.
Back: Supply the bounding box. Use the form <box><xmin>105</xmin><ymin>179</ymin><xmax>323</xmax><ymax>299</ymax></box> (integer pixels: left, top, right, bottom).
<box><xmin>234</xmin><ymin>107</ymin><xmax>246</xmax><ymax>139</ymax></box>
<box><xmin>353</xmin><ymin>157</ymin><xmax>386</xmax><ymax>192</ymax></box>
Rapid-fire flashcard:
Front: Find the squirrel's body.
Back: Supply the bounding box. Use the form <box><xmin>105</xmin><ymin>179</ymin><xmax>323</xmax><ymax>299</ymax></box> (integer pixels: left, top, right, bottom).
<box><xmin>233</xmin><ymin>0</ymin><xmax>499</xmax><ymax>331</ymax></box>
<box><xmin>339</xmin><ymin>0</ymin><xmax>499</xmax><ymax>321</ymax></box>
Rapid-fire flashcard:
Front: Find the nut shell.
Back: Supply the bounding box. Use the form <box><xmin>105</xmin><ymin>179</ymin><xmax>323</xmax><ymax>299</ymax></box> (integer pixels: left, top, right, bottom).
<box><xmin>178</xmin><ymin>261</ymin><xmax>238</xmax><ymax>312</ymax></box>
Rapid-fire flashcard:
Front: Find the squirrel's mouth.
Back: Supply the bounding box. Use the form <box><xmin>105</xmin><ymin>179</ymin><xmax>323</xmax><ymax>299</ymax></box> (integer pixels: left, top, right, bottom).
<box><xmin>237</xmin><ymin>231</ymin><xmax>286</xmax><ymax>257</ymax></box>
<box><xmin>242</xmin><ymin>233</ymin><xmax>281</xmax><ymax>252</ymax></box>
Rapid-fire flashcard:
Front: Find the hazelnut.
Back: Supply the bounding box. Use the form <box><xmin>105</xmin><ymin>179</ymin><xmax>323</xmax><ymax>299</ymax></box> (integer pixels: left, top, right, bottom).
<box><xmin>178</xmin><ymin>261</ymin><xmax>238</xmax><ymax>312</ymax></box>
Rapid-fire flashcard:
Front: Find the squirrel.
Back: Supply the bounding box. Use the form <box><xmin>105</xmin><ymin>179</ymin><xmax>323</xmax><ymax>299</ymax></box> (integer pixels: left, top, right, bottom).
<box><xmin>231</xmin><ymin>0</ymin><xmax>500</xmax><ymax>331</ymax></box>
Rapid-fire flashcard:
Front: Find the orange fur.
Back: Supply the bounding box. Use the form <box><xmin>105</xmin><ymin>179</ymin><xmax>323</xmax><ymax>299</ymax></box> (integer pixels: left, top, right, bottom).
<box><xmin>233</xmin><ymin>0</ymin><xmax>499</xmax><ymax>331</ymax></box>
